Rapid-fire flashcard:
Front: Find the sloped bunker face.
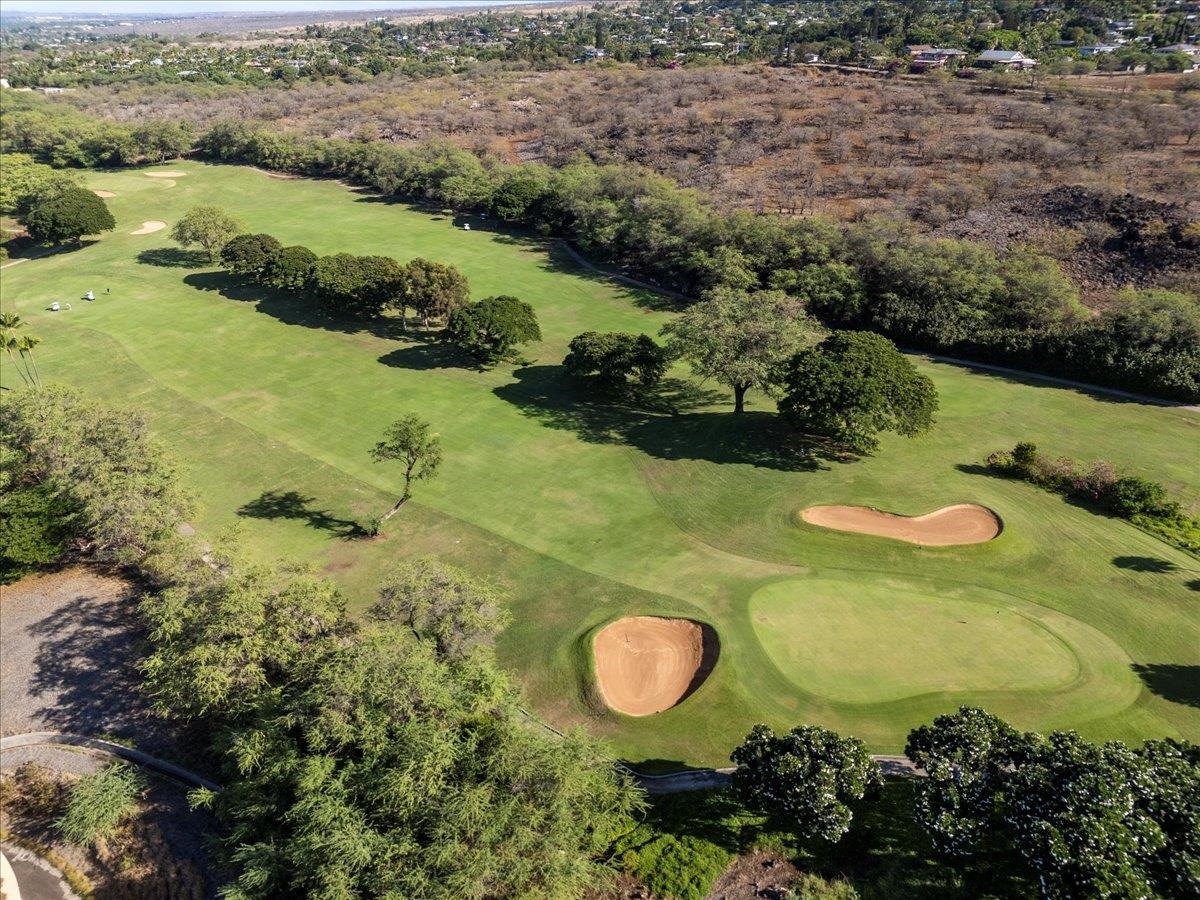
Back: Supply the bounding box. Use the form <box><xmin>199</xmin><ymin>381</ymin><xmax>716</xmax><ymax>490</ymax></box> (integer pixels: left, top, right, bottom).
<box><xmin>800</xmin><ymin>503</ymin><xmax>1002</xmax><ymax>546</ymax></box>
<box><xmin>593</xmin><ymin>616</ymin><xmax>719</xmax><ymax>716</ymax></box>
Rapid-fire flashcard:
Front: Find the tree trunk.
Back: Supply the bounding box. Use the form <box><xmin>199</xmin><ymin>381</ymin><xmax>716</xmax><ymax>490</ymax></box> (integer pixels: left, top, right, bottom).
<box><xmin>733</xmin><ymin>384</ymin><xmax>748</xmax><ymax>414</ymax></box>
<box><xmin>380</xmin><ymin>495</ymin><xmax>406</xmax><ymax>521</ymax></box>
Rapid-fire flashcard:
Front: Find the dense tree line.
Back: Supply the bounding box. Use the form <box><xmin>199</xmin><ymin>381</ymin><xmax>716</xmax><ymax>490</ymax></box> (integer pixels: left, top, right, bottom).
<box><xmin>188</xmin><ymin>120</ymin><xmax>1199</xmax><ymax>401</ymax></box>
<box><xmin>729</xmin><ymin>708</ymin><xmax>1200</xmax><ymax>899</ymax></box>
<box><xmin>5</xmin><ymin>100</ymin><xmax>1197</xmax><ymax>399</ymax></box>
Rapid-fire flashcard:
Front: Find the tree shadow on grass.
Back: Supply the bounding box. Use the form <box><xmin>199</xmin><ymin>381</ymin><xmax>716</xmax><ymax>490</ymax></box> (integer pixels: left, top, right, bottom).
<box><xmin>237</xmin><ymin>489</ymin><xmax>365</xmax><ymax>539</ymax></box>
<box><xmin>1113</xmin><ymin>556</ymin><xmax>1179</xmax><ymax>573</ymax></box>
<box><xmin>1132</xmin><ymin>663</ymin><xmax>1200</xmax><ymax>708</ymax></box>
<box><xmin>493</xmin><ymin>365</ymin><xmax>830</xmax><ymax>470</ymax></box>
<box><xmin>377</xmin><ymin>333</ymin><xmax>477</xmax><ymax>371</ymax></box>
<box><xmin>136</xmin><ymin>247</ymin><xmax>209</xmax><ymax>269</ymax></box>
<box><xmin>182</xmin><ymin>270</ymin><xmax>410</xmax><ymax>341</ymax></box>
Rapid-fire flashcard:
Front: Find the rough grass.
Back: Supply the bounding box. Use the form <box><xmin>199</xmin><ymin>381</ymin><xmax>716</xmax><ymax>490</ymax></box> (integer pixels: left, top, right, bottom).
<box><xmin>2</xmin><ymin>161</ymin><xmax>1196</xmax><ymax>765</ymax></box>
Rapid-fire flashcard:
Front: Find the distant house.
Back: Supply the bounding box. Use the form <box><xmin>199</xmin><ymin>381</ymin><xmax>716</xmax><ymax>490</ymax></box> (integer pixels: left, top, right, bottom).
<box><xmin>1155</xmin><ymin>43</ymin><xmax>1200</xmax><ymax>59</ymax></box>
<box><xmin>976</xmin><ymin>49</ymin><xmax>1038</xmax><ymax>69</ymax></box>
<box><xmin>905</xmin><ymin>44</ymin><xmax>933</xmax><ymax>56</ymax></box>
<box><xmin>1079</xmin><ymin>44</ymin><xmax>1119</xmax><ymax>56</ymax></box>
<box><xmin>911</xmin><ymin>47</ymin><xmax>967</xmax><ymax>71</ymax></box>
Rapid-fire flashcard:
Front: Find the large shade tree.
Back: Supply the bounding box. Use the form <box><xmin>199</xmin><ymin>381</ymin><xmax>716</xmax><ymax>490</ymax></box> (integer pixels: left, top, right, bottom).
<box><xmin>141</xmin><ymin>556</ymin><xmax>642</xmax><ymax>899</ymax></box>
<box><xmin>23</xmin><ymin>186</ymin><xmax>115</xmax><ymax>245</ymax></box>
<box><xmin>170</xmin><ymin>205</ymin><xmax>246</xmax><ymax>263</ymax></box>
<box><xmin>906</xmin><ymin>707</ymin><xmax>1200</xmax><ymax>899</ymax></box>
<box><xmin>220</xmin><ymin>233</ymin><xmax>283</xmax><ymax>281</ymax></box>
<box><xmin>446</xmin><ymin>295</ymin><xmax>541</xmax><ymax>363</ymax></box>
<box><xmin>778</xmin><ymin>330</ymin><xmax>937</xmax><ymax>453</ymax></box>
<box><xmin>660</xmin><ymin>287</ymin><xmax>819</xmax><ymax>414</ymax></box>
<box><xmin>563</xmin><ymin>331</ymin><xmax>669</xmax><ymax>393</ymax></box>
<box><xmin>399</xmin><ymin>257</ymin><xmax>470</xmax><ymax>328</ymax></box>
<box><xmin>731</xmin><ymin>723</ymin><xmax>882</xmax><ymax>843</ymax></box>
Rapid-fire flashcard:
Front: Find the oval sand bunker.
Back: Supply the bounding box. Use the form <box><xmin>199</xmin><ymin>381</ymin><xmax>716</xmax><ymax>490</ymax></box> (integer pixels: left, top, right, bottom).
<box><xmin>93</xmin><ymin>190</ymin><xmax>117</xmax><ymax>198</ymax></box>
<box><xmin>130</xmin><ymin>220</ymin><xmax>167</xmax><ymax>235</ymax></box>
<box><xmin>593</xmin><ymin>616</ymin><xmax>718</xmax><ymax>716</ymax></box>
<box><xmin>143</xmin><ymin>171</ymin><xmax>186</xmax><ymax>178</ymax></box>
<box><xmin>800</xmin><ymin>503</ymin><xmax>1001</xmax><ymax>546</ymax></box>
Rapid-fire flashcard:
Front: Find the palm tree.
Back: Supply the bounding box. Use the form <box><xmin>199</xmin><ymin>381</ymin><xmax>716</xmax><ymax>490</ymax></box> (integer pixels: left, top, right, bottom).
<box><xmin>17</xmin><ymin>334</ymin><xmax>42</xmax><ymax>387</ymax></box>
<box><xmin>1</xmin><ymin>331</ymin><xmax>31</xmax><ymax>387</ymax></box>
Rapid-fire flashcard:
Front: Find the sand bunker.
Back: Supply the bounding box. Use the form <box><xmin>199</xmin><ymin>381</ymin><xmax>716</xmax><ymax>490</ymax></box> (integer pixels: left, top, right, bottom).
<box><xmin>130</xmin><ymin>220</ymin><xmax>167</xmax><ymax>235</ymax></box>
<box><xmin>93</xmin><ymin>190</ymin><xmax>117</xmax><ymax>198</ymax></box>
<box><xmin>800</xmin><ymin>503</ymin><xmax>1002</xmax><ymax>546</ymax></box>
<box><xmin>593</xmin><ymin>616</ymin><xmax>718</xmax><ymax>716</ymax></box>
<box><xmin>144</xmin><ymin>171</ymin><xmax>186</xmax><ymax>178</ymax></box>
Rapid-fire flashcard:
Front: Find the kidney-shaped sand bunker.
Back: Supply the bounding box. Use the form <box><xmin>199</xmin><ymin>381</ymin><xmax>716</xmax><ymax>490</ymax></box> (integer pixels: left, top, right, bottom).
<box><xmin>800</xmin><ymin>503</ymin><xmax>1002</xmax><ymax>546</ymax></box>
<box><xmin>593</xmin><ymin>616</ymin><xmax>719</xmax><ymax>716</ymax></box>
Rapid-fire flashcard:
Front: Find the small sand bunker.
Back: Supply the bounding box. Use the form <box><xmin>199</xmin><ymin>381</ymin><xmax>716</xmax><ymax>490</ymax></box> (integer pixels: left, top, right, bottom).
<box><xmin>593</xmin><ymin>616</ymin><xmax>718</xmax><ymax>716</ymax></box>
<box><xmin>144</xmin><ymin>171</ymin><xmax>186</xmax><ymax>178</ymax></box>
<box><xmin>130</xmin><ymin>220</ymin><xmax>167</xmax><ymax>235</ymax></box>
<box><xmin>800</xmin><ymin>503</ymin><xmax>1002</xmax><ymax>546</ymax></box>
<box><xmin>93</xmin><ymin>190</ymin><xmax>117</xmax><ymax>198</ymax></box>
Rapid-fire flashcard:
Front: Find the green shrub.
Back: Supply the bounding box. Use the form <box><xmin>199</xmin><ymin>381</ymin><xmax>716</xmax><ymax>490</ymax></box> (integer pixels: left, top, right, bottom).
<box><xmin>0</xmin><ymin>483</ymin><xmax>76</xmax><ymax>581</ymax></box>
<box><xmin>1109</xmin><ymin>476</ymin><xmax>1170</xmax><ymax>517</ymax></box>
<box><xmin>57</xmin><ymin>764</ymin><xmax>144</xmax><ymax>847</ymax></box>
<box><xmin>615</xmin><ymin>829</ymin><xmax>734</xmax><ymax>900</ymax></box>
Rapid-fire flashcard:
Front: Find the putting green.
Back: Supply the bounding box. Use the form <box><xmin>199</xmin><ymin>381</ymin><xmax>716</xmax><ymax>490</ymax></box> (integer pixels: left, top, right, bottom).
<box><xmin>751</xmin><ymin>580</ymin><xmax>1087</xmax><ymax>703</ymax></box>
<box><xmin>2</xmin><ymin>161</ymin><xmax>1196</xmax><ymax>764</ymax></box>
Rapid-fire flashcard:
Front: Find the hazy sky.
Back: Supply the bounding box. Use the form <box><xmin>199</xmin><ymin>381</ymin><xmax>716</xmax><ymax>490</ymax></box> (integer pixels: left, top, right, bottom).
<box><xmin>4</xmin><ymin>0</ymin><xmax>557</xmax><ymax>14</ymax></box>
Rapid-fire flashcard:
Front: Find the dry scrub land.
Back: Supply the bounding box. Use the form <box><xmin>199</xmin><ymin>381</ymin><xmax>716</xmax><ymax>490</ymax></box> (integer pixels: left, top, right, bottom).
<box><xmin>1</xmin><ymin>161</ymin><xmax>1196</xmax><ymax>766</ymax></box>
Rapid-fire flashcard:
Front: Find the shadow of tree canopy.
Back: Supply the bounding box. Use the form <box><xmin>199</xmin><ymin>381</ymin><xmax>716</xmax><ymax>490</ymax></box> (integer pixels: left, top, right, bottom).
<box><xmin>1188</xmin><ymin>579</ymin><xmax>1200</xmax><ymax>592</ymax></box>
<box><xmin>1112</xmin><ymin>556</ymin><xmax>1180</xmax><ymax>573</ymax></box>
<box><xmin>237</xmin><ymin>489</ymin><xmax>364</xmax><ymax>538</ymax></box>
<box><xmin>1132</xmin><ymin>663</ymin><xmax>1200</xmax><ymax>708</ymax></box>
<box><xmin>493</xmin><ymin>365</ymin><xmax>830</xmax><ymax>471</ymax></box>
<box><xmin>182</xmin><ymin>270</ymin><xmax>410</xmax><ymax>341</ymax></box>
<box><xmin>378</xmin><ymin>335</ymin><xmax>476</xmax><ymax>371</ymax></box>
<box><xmin>137</xmin><ymin>247</ymin><xmax>209</xmax><ymax>269</ymax></box>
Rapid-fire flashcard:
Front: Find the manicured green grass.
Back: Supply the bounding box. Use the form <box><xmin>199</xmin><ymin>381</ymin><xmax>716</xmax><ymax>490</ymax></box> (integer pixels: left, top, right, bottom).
<box><xmin>2</xmin><ymin>161</ymin><xmax>1197</xmax><ymax>766</ymax></box>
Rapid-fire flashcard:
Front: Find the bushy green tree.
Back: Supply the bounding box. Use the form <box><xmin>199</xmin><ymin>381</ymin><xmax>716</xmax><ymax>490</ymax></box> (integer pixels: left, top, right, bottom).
<box><xmin>0</xmin><ymin>385</ymin><xmax>191</xmax><ymax>563</ymax></box>
<box><xmin>310</xmin><ymin>253</ymin><xmax>404</xmax><ymax>317</ymax></box>
<box><xmin>220</xmin><ymin>233</ymin><xmax>283</xmax><ymax>280</ymax></box>
<box><xmin>400</xmin><ymin>257</ymin><xmax>470</xmax><ymax>326</ymax></box>
<box><xmin>23</xmin><ymin>186</ymin><xmax>115</xmax><ymax>245</ymax></box>
<box><xmin>661</xmin><ymin>288</ymin><xmax>818</xmax><ymax>414</ymax></box>
<box><xmin>906</xmin><ymin>707</ymin><xmax>1200</xmax><ymax>899</ymax></box>
<box><xmin>563</xmin><ymin>331</ymin><xmax>668</xmax><ymax>392</ymax></box>
<box><xmin>371</xmin><ymin>414</ymin><xmax>442</xmax><ymax>518</ymax></box>
<box><xmin>490</xmin><ymin>165</ymin><xmax>553</xmax><ymax>222</ymax></box>
<box><xmin>57</xmin><ymin>764</ymin><xmax>145</xmax><ymax>848</ymax></box>
<box><xmin>264</xmin><ymin>244</ymin><xmax>317</xmax><ymax>291</ymax></box>
<box><xmin>371</xmin><ymin>557</ymin><xmax>510</xmax><ymax>662</ymax></box>
<box><xmin>0</xmin><ymin>483</ymin><xmax>76</xmax><ymax>581</ymax></box>
<box><xmin>731</xmin><ymin>724</ymin><xmax>882</xmax><ymax>842</ymax></box>
<box><xmin>170</xmin><ymin>205</ymin><xmax>246</xmax><ymax>263</ymax></box>
<box><xmin>142</xmin><ymin>557</ymin><xmax>642</xmax><ymax>900</ymax></box>
<box><xmin>0</xmin><ymin>153</ymin><xmax>78</xmax><ymax>215</ymax></box>
<box><xmin>446</xmin><ymin>294</ymin><xmax>541</xmax><ymax>363</ymax></box>
<box><xmin>778</xmin><ymin>331</ymin><xmax>937</xmax><ymax>453</ymax></box>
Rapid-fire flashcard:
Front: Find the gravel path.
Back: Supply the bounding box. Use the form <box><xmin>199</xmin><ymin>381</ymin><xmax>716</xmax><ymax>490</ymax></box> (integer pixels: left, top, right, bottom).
<box><xmin>1</xmin><ymin>568</ymin><xmax>223</xmax><ymax>897</ymax></box>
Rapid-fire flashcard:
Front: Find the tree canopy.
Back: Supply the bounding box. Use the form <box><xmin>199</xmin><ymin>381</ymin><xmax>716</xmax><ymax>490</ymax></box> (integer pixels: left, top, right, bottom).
<box><xmin>220</xmin><ymin>233</ymin><xmax>283</xmax><ymax>280</ymax></box>
<box><xmin>563</xmin><ymin>331</ymin><xmax>669</xmax><ymax>393</ymax></box>
<box><xmin>23</xmin><ymin>186</ymin><xmax>115</xmax><ymax>244</ymax></box>
<box><xmin>731</xmin><ymin>723</ymin><xmax>882</xmax><ymax>843</ymax></box>
<box><xmin>906</xmin><ymin>707</ymin><xmax>1200</xmax><ymax>899</ymax></box>
<box><xmin>446</xmin><ymin>295</ymin><xmax>541</xmax><ymax>363</ymax></box>
<box><xmin>170</xmin><ymin>205</ymin><xmax>246</xmax><ymax>263</ymax></box>
<box><xmin>371</xmin><ymin>414</ymin><xmax>443</xmax><ymax>519</ymax></box>
<box><xmin>778</xmin><ymin>331</ymin><xmax>937</xmax><ymax>453</ymax></box>
<box><xmin>661</xmin><ymin>288</ymin><xmax>819</xmax><ymax>413</ymax></box>
<box><xmin>400</xmin><ymin>257</ymin><xmax>470</xmax><ymax>325</ymax></box>
<box><xmin>141</xmin><ymin>555</ymin><xmax>642</xmax><ymax>899</ymax></box>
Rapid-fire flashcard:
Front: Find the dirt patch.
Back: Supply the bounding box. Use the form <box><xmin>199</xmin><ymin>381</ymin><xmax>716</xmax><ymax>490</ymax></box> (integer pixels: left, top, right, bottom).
<box><xmin>706</xmin><ymin>853</ymin><xmax>805</xmax><ymax>900</ymax></box>
<box><xmin>92</xmin><ymin>190</ymin><xmax>117</xmax><ymax>198</ymax></box>
<box><xmin>800</xmin><ymin>503</ymin><xmax>1002</xmax><ymax>546</ymax></box>
<box><xmin>130</xmin><ymin>221</ymin><xmax>167</xmax><ymax>235</ymax></box>
<box><xmin>593</xmin><ymin>617</ymin><xmax>718</xmax><ymax>716</ymax></box>
<box><xmin>143</xmin><ymin>172</ymin><xmax>186</xmax><ymax>178</ymax></box>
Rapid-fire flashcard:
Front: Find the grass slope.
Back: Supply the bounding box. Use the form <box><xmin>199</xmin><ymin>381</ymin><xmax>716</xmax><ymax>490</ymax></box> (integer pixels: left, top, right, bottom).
<box><xmin>2</xmin><ymin>161</ymin><xmax>1196</xmax><ymax>765</ymax></box>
